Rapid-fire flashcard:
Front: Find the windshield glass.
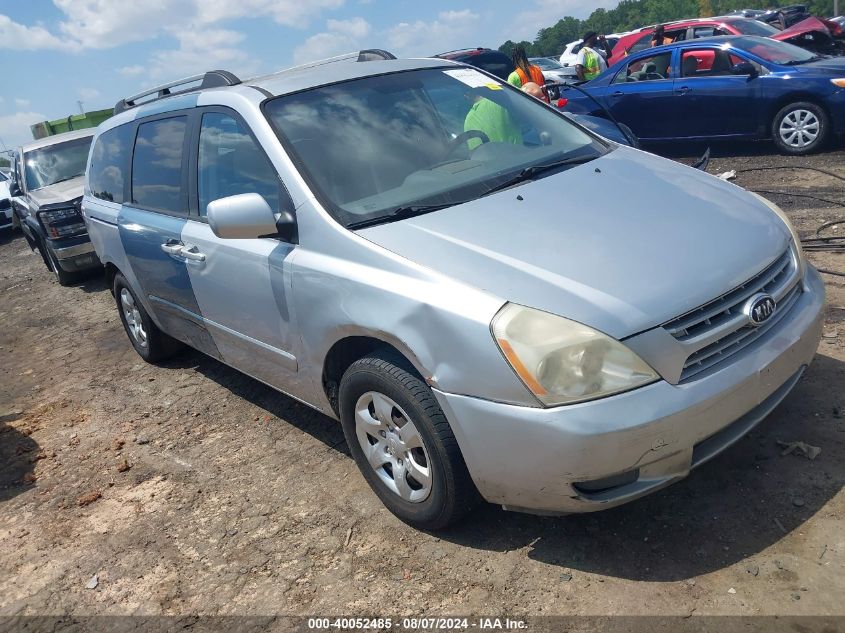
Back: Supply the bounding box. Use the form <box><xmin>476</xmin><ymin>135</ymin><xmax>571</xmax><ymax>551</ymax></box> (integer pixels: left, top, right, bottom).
<box><xmin>532</xmin><ymin>58</ymin><xmax>563</xmax><ymax>70</ymax></box>
<box><xmin>728</xmin><ymin>19</ymin><xmax>779</xmax><ymax>36</ymax></box>
<box><xmin>264</xmin><ymin>67</ymin><xmax>605</xmax><ymax>228</ymax></box>
<box><xmin>0</xmin><ymin>171</ymin><xmax>7</xmax><ymax>182</ymax></box>
<box><xmin>735</xmin><ymin>36</ymin><xmax>817</xmax><ymax>63</ymax></box>
<box><xmin>23</xmin><ymin>136</ymin><xmax>92</xmax><ymax>191</ymax></box>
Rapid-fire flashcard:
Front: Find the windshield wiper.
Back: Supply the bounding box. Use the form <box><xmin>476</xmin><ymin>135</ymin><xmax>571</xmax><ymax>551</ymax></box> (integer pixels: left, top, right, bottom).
<box><xmin>346</xmin><ymin>203</ymin><xmax>456</xmax><ymax>230</ymax></box>
<box><xmin>784</xmin><ymin>56</ymin><xmax>822</xmax><ymax>65</ymax></box>
<box><xmin>483</xmin><ymin>154</ymin><xmax>598</xmax><ymax>196</ymax></box>
<box><xmin>46</xmin><ymin>174</ymin><xmax>84</xmax><ymax>186</ymax></box>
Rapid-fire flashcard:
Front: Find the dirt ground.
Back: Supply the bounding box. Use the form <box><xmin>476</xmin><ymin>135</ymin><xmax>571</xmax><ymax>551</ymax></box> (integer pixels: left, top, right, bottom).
<box><xmin>1</xmin><ymin>141</ymin><xmax>844</xmax><ymax>620</ymax></box>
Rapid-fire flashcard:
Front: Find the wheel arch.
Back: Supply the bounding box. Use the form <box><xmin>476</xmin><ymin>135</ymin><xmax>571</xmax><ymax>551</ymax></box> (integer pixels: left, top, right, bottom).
<box><xmin>768</xmin><ymin>93</ymin><xmax>831</xmax><ymax>135</ymax></box>
<box><xmin>321</xmin><ymin>333</ymin><xmax>430</xmax><ymax>417</ymax></box>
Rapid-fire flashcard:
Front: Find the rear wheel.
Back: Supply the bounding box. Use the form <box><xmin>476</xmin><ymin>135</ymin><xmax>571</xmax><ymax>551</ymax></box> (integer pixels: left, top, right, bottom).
<box><xmin>338</xmin><ymin>348</ymin><xmax>478</xmax><ymax>530</ymax></box>
<box><xmin>113</xmin><ymin>272</ymin><xmax>183</xmax><ymax>362</ymax></box>
<box><xmin>772</xmin><ymin>102</ymin><xmax>828</xmax><ymax>155</ymax></box>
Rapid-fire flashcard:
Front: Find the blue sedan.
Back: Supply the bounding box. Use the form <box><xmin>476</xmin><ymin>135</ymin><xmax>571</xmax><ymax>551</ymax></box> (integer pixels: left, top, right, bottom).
<box><xmin>562</xmin><ymin>35</ymin><xmax>845</xmax><ymax>154</ymax></box>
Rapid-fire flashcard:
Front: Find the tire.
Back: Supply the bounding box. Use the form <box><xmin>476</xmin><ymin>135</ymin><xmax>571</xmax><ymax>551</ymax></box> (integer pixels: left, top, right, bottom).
<box><xmin>338</xmin><ymin>348</ymin><xmax>478</xmax><ymax>530</ymax></box>
<box><xmin>772</xmin><ymin>102</ymin><xmax>829</xmax><ymax>155</ymax></box>
<box><xmin>45</xmin><ymin>244</ymin><xmax>76</xmax><ymax>286</ymax></box>
<box><xmin>113</xmin><ymin>272</ymin><xmax>183</xmax><ymax>363</ymax></box>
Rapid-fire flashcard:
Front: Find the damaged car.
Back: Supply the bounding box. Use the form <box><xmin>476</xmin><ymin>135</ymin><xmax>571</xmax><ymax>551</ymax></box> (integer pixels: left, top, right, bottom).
<box><xmin>9</xmin><ymin>129</ymin><xmax>99</xmax><ymax>284</ymax></box>
<box><xmin>84</xmin><ymin>54</ymin><xmax>823</xmax><ymax>529</ymax></box>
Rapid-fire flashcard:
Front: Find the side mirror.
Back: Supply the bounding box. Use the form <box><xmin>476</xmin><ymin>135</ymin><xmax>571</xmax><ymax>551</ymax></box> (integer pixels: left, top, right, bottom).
<box><xmin>206</xmin><ymin>193</ymin><xmax>297</xmax><ymax>242</ymax></box>
<box><xmin>730</xmin><ymin>62</ymin><xmax>758</xmax><ymax>78</ymax></box>
<box><xmin>9</xmin><ymin>180</ymin><xmax>22</xmax><ymax>197</ymax></box>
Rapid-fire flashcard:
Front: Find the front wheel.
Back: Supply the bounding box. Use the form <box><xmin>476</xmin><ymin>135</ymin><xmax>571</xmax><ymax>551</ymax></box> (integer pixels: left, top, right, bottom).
<box><xmin>772</xmin><ymin>102</ymin><xmax>829</xmax><ymax>155</ymax></box>
<box><xmin>45</xmin><ymin>245</ymin><xmax>76</xmax><ymax>286</ymax></box>
<box><xmin>338</xmin><ymin>349</ymin><xmax>478</xmax><ymax>530</ymax></box>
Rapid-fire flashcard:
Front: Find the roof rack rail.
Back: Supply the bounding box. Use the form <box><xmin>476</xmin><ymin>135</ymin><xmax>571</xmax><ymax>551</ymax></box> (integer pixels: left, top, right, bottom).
<box><xmin>113</xmin><ymin>69</ymin><xmax>241</xmax><ymax>114</ymax></box>
<box><xmin>259</xmin><ymin>48</ymin><xmax>397</xmax><ymax>79</ymax></box>
<box><xmin>357</xmin><ymin>49</ymin><xmax>397</xmax><ymax>61</ymax></box>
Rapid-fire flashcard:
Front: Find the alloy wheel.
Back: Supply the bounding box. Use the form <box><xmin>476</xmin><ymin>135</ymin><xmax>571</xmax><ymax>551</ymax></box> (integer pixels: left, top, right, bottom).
<box><xmin>354</xmin><ymin>391</ymin><xmax>433</xmax><ymax>503</ymax></box>
<box><xmin>120</xmin><ymin>288</ymin><xmax>148</xmax><ymax>348</ymax></box>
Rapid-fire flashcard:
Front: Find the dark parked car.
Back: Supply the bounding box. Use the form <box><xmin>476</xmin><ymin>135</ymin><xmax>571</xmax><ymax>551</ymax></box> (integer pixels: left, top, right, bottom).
<box><xmin>8</xmin><ymin>129</ymin><xmax>100</xmax><ymax>284</ymax></box>
<box><xmin>565</xmin><ymin>36</ymin><xmax>845</xmax><ymax>154</ymax></box>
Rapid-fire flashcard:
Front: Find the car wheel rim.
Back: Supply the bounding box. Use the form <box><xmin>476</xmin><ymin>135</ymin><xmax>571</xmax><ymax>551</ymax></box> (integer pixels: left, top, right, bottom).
<box><xmin>120</xmin><ymin>288</ymin><xmax>148</xmax><ymax>348</ymax></box>
<box><xmin>779</xmin><ymin>109</ymin><xmax>820</xmax><ymax>148</ymax></box>
<box><xmin>354</xmin><ymin>391</ymin><xmax>432</xmax><ymax>503</ymax></box>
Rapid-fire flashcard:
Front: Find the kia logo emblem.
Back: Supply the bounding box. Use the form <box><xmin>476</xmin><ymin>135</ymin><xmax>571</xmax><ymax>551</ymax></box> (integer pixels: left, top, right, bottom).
<box><xmin>744</xmin><ymin>293</ymin><xmax>776</xmax><ymax>327</ymax></box>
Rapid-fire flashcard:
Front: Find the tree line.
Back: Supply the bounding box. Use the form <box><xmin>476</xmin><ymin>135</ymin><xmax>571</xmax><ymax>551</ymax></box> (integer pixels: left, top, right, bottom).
<box><xmin>499</xmin><ymin>0</ymin><xmax>838</xmax><ymax>58</ymax></box>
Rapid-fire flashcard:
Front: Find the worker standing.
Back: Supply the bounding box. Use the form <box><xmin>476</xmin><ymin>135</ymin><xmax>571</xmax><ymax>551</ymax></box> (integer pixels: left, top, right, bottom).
<box><xmin>507</xmin><ymin>45</ymin><xmax>545</xmax><ymax>89</ymax></box>
<box><xmin>575</xmin><ymin>31</ymin><xmax>608</xmax><ymax>81</ymax></box>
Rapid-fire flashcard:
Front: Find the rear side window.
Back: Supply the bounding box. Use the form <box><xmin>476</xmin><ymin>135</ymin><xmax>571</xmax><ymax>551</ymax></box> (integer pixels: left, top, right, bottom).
<box><xmin>89</xmin><ymin>125</ymin><xmax>132</xmax><ymax>203</ymax></box>
<box><xmin>131</xmin><ymin>117</ymin><xmax>187</xmax><ymax>214</ymax></box>
<box><xmin>197</xmin><ymin>112</ymin><xmax>281</xmax><ymax>216</ymax></box>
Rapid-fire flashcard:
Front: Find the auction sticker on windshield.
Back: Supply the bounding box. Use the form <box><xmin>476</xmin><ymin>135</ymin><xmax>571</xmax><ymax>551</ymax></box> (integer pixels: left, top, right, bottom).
<box><xmin>444</xmin><ymin>68</ymin><xmax>499</xmax><ymax>88</ymax></box>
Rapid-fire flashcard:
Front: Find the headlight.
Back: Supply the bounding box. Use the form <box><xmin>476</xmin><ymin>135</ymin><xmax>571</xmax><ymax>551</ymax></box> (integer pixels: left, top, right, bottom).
<box><xmin>38</xmin><ymin>206</ymin><xmax>86</xmax><ymax>238</ymax></box>
<box><xmin>750</xmin><ymin>192</ymin><xmax>806</xmax><ymax>279</ymax></box>
<box><xmin>492</xmin><ymin>304</ymin><xmax>659</xmax><ymax>406</ymax></box>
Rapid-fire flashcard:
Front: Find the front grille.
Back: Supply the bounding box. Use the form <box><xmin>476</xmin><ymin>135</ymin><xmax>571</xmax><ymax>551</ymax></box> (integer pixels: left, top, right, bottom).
<box><xmin>663</xmin><ymin>247</ymin><xmax>802</xmax><ymax>382</ymax></box>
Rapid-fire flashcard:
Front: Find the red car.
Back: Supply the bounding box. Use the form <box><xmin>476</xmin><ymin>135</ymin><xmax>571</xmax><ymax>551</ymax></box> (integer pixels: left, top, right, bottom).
<box><xmin>609</xmin><ymin>16</ymin><xmax>841</xmax><ymax>66</ymax></box>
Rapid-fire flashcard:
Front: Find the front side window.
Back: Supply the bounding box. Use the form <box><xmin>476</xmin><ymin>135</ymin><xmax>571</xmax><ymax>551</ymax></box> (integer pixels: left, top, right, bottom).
<box><xmin>131</xmin><ymin>117</ymin><xmax>187</xmax><ymax>214</ymax></box>
<box><xmin>23</xmin><ymin>136</ymin><xmax>93</xmax><ymax>191</ymax></box>
<box><xmin>614</xmin><ymin>52</ymin><xmax>673</xmax><ymax>83</ymax></box>
<box><xmin>198</xmin><ymin>112</ymin><xmax>282</xmax><ymax>216</ymax></box>
<box><xmin>264</xmin><ymin>68</ymin><xmax>604</xmax><ymax>229</ymax></box>
<box><xmin>89</xmin><ymin>125</ymin><xmax>133</xmax><ymax>203</ymax></box>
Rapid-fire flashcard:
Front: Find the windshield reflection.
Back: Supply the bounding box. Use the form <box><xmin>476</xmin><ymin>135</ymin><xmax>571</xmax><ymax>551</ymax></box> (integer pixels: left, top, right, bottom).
<box><xmin>24</xmin><ymin>136</ymin><xmax>93</xmax><ymax>191</ymax></box>
<box><xmin>265</xmin><ymin>68</ymin><xmax>605</xmax><ymax>228</ymax></box>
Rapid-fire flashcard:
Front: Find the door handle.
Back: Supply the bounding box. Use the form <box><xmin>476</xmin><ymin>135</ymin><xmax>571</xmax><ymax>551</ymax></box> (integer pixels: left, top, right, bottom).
<box><xmin>181</xmin><ymin>245</ymin><xmax>206</xmax><ymax>262</ymax></box>
<box><xmin>676</xmin><ymin>86</ymin><xmax>691</xmax><ymax>95</ymax></box>
<box><xmin>611</xmin><ymin>91</ymin><xmax>624</xmax><ymax>97</ymax></box>
<box><xmin>161</xmin><ymin>241</ymin><xmax>184</xmax><ymax>255</ymax></box>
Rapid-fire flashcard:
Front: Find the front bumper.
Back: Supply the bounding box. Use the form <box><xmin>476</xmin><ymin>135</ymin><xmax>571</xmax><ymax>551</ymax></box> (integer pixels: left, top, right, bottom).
<box><xmin>433</xmin><ymin>266</ymin><xmax>825</xmax><ymax>515</ymax></box>
<box><xmin>45</xmin><ymin>236</ymin><xmax>100</xmax><ymax>272</ymax></box>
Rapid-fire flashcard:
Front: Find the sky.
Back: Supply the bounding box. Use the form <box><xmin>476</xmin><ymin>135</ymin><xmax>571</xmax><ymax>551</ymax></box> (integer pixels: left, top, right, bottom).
<box><xmin>0</xmin><ymin>0</ymin><xmax>619</xmax><ymax>151</ymax></box>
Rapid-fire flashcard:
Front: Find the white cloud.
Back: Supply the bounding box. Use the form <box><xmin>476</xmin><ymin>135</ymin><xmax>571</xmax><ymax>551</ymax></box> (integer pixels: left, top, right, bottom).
<box><xmin>0</xmin><ymin>111</ymin><xmax>49</xmax><ymax>150</ymax></box>
<box><xmin>0</xmin><ymin>14</ymin><xmax>67</xmax><ymax>50</ymax></box>
<box><xmin>118</xmin><ymin>65</ymin><xmax>145</xmax><ymax>76</ymax></box>
<box><xmin>386</xmin><ymin>9</ymin><xmax>479</xmax><ymax>57</ymax></box>
<box><xmin>149</xmin><ymin>28</ymin><xmax>259</xmax><ymax>79</ymax></box>
<box><xmin>3</xmin><ymin>0</ymin><xmax>347</xmax><ymax>54</ymax></box>
<box><xmin>78</xmin><ymin>87</ymin><xmax>101</xmax><ymax>101</ymax></box>
<box><xmin>326</xmin><ymin>17</ymin><xmax>370</xmax><ymax>39</ymax></box>
<box><xmin>510</xmin><ymin>0</ymin><xmax>621</xmax><ymax>42</ymax></box>
<box><xmin>293</xmin><ymin>17</ymin><xmax>371</xmax><ymax>64</ymax></box>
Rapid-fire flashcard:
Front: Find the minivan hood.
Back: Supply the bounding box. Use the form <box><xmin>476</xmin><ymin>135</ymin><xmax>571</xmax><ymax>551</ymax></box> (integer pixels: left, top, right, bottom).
<box><xmin>358</xmin><ymin>147</ymin><xmax>790</xmax><ymax>339</ymax></box>
<box><xmin>27</xmin><ymin>175</ymin><xmax>84</xmax><ymax>208</ymax></box>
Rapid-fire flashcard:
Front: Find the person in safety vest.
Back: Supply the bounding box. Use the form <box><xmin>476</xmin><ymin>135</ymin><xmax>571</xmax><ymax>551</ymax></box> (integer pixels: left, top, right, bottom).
<box><xmin>575</xmin><ymin>31</ymin><xmax>608</xmax><ymax>81</ymax></box>
<box><xmin>507</xmin><ymin>45</ymin><xmax>545</xmax><ymax>89</ymax></box>
<box><xmin>463</xmin><ymin>89</ymin><xmax>522</xmax><ymax>150</ymax></box>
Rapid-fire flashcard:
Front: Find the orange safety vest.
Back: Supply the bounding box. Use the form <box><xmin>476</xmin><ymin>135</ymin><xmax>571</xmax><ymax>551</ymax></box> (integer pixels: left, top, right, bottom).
<box><xmin>516</xmin><ymin>65</ymin><xmax>545</xmax><ymax>87</ymax></box>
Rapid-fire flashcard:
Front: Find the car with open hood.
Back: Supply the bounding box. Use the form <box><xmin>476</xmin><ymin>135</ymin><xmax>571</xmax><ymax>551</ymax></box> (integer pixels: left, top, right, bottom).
<box><xmin>609</xmin><ymin>16</ymin><xmax>843</xmax><ymax>66</ymax></box>
<box><xmin>9</xmin><ymin>129</ymin><xmax>99</xmax><ymax>284</ymax></box>
<box><xmin>82</xmin><ymin>51</ymin><xmax>823</xmax><ymax>529</ymax></box>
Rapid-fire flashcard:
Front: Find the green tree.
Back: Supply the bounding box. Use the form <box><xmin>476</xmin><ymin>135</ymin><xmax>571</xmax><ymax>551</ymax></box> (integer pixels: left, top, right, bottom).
<box><xmin>699</xmin><ymin>0</ymin><xmax>713</xmax><ymax>17</ymax></box>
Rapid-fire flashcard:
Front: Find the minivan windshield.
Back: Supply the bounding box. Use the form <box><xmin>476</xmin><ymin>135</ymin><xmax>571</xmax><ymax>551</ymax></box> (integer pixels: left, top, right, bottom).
<box><xmin>264</xmin><ymin>67</ymin><xmax>606</xmax><ymax>228</ymax></box>
<box><xmin>23</xmin><ymin>136</ymin><xmax>93</xmax><ymax>191</ymax></box>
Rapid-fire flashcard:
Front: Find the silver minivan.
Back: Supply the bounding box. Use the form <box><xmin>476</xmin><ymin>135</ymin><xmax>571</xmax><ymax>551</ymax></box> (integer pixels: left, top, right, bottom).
<box><xmin>83</xmin><ymin>53</ymin><xmax>824</xmax><ymax>529</ymax></box>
